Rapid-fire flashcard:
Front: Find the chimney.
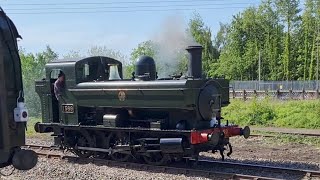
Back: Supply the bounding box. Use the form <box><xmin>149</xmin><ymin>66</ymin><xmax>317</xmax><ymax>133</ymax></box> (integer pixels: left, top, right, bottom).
<box><xmin>186</xmin><ymin>45</ymin><xmax>203</xmax><ymax>79</ymax></box>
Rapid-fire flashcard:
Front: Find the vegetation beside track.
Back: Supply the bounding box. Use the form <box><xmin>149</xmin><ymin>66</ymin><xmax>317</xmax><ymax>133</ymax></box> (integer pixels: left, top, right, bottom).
<box><xmin>26</xmin><ymin>117</ymin><xmax>41</xmax><ymax>137</ymax></box>
<box><xmin>223</xmin><ymin>99</ymin><xmax>320</xmax><ymax>129</ymax></box>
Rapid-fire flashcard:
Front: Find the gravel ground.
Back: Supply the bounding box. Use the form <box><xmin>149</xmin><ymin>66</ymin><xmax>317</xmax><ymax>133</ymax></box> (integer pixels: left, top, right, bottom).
<box><xmin>1</xmin><ymin>158</ymin><xmax>213</xmax><ymax>180</ymax></box>
<box><xmin>25</xmin><ymin>134</ymin><xmax>53</xmax><ymax>146</ymax></box>
<box><xmin>0</xmin><ymin>135</ymin><xmax>319</xmax><ymax>180</ymax></box>
<box><xmin>201</xmin><ymin>136</ymin><xmax>320</xmax><ymax>170</ymax></box>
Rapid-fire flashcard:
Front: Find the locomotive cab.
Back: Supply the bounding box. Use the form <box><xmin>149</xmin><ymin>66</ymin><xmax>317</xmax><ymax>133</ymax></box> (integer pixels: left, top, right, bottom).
<box><xmin>35</xmin><ymin>56</ymin><xmax>124</xmax><ymax>125</ymax></box>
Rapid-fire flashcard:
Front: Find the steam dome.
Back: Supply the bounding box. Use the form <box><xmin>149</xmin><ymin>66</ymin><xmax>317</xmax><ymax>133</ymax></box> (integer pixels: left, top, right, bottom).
<box><xmin>135</xmin><ymin>56</ymin><xmax>157</xmax><ymax>80</ymax></box>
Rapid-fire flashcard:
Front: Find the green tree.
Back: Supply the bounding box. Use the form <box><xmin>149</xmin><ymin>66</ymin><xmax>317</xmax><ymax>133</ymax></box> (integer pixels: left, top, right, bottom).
<box><xmin>87</xmin><ymin>46</ymin><xmax>127</xmax><ymax>62</ymax></box>
<box><xmin>297</xmin><ymin>0</ymin><xmax>316</xmax><ymax>80</ymax></box>
<box><xmin>188</xmin><ymin>13</ymin><xmax>219</xmax><ymax>76</ymax></box>
<box><xmin>213</xmin><ymin>7</ymin><xmax>264</xmax><ymax>80</ymax></box>
<box><xmin>63</xmin><ymin>50</ymin><xmax>82</xmax><ymax>59</ymax></box>
<box><xmin>127</xmin><ymin>40</ymin><xmax>156</xmax><ymax>78</ymax></box>
<box><xmin>20</xmin><ymin>45</ymin><xmax>58</xmax><ymax>116</ymax></box>
<box><xmin>275</xmin><ymin>0</ymin><xmax>301</xmax><ymax>80</ymax></box>
<box><xmin>64</xmin><ymin>46</ymin><xmax>127</xmax><ymax>61</ymax></box>
<box><xmin>64</xmin><ymin>46</ymin><xmax>129</xmax><ymax>78</ymax></box>
<box><xmin>213</xmin><ymin>0</ymin><xmax>303</xmax><ymax>81</ymax></box>
<box><xmin>258</xmin><ymin>0</ymin><xmax>284</xmax><ymax>80</ymax></box>
<box><xmin>214</xmin><ymin>22</ymin><xmax>229</xmax><ymax>52</ymax></box>
<box><xmin>309</xmin><ymin>0</ymin><xmax>320</xmax><ymax>80</ymax></box>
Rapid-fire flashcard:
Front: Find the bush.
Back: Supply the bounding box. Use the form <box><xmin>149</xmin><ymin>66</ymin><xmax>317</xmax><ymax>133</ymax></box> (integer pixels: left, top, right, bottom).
<box><xmin>26</xmin><ymin>117</ymin><xmax>41</xmax><ymax>137</ymax></box>
<box><xmin>222</xmin><ymin>99</ymin><xmax>320</xmax><ymax>129</ymax></box>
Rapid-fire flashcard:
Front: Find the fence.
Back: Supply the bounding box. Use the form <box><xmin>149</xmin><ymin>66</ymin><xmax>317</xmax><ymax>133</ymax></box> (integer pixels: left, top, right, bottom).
<box><xmin>230</xmin><ymin>81</ymin><xmax>320</xmax><ymax>91</ymax></box>
<box><xmin>229</xmin><ymin>89</ymin><xmax>320</xmax><ymax>100</ymax></box>
<box><xmin>229</xmin><ymin>81</ymin><xmax>320</xmax><ymax>100</ymax></box>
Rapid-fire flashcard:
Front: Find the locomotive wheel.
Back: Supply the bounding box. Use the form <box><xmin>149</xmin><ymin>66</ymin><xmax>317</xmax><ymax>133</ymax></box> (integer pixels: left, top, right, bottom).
<box><xmin>107</xmin><ymin>132</ymin><xmax>132</xmax><ymax>162</ymax></box>
<box><xmin>93</xmin><ymin>132</ymin><xmax>109</xmax><ymax>159</ymax></box>
<box><xmin>74</xmin><ymin>132</ymin><xmax>95</xmax><ymax>158</ymax></box>
<box><xmin>142</xmin><ymin>152</ymin><xmax>170</xmax><ymax>166</ymax></box>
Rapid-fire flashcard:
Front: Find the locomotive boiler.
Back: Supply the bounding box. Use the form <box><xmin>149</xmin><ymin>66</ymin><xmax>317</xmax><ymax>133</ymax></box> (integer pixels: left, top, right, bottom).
<box><xmin>34</xmin><ymin>45</ymin><xmax>250</xmax><ymax>165</ymax></box>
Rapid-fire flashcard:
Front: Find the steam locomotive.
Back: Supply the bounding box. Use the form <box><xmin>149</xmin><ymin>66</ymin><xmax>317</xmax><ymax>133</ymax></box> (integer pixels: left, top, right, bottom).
<box><xmin>34</xmin><ymin>45</ymin><xmax>250</xmax><ymax>165</ymax></box>
<box><xmin>0</xmin><ymin>7</ymin><xmax>37</xmax><ymax>170</ymax></box>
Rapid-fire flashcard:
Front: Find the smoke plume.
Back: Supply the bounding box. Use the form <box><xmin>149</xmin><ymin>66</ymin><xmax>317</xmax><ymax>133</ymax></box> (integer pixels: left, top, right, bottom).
<box><xmin>151</xmin><ymin>15</ymin><xmax>199</xmax><ymax>78</ymax></box>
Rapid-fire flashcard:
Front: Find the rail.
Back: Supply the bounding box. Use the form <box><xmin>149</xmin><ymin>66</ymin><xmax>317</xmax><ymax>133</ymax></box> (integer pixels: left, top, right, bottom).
<box><xmin>198</xmin><ymin>159</ymin><xmax>320</xmax><ymax>178</ymax></box>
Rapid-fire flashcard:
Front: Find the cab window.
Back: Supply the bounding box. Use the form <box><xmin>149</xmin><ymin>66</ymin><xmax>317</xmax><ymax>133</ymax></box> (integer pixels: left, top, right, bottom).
<box><xmin>75</xmin><ymin>59</ymin><xmax>122</xmax><ymax>83</ymax></box>
<box><xmin>76</xmin><ymin>61</ymin><xmax>101</xmax><ymax>83</ymax></box>
<box><xmin>50</xmin><ymin>69</ymin><xmax>61</xmax><ymax>79</ymax></box>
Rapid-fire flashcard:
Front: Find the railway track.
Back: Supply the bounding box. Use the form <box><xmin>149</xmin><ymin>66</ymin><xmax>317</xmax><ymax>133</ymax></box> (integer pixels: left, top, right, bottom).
<box><xmin>198</xmin><ymin>159</ymin><xmax>320</xmax><ymax>179</ymax></box>
<box><xmin>250</xmin><ymin>128</ymin><xmax>320</xmax><ymax>137</ymax></box>
<box><xmin>250</xmin><ymin>133</ymin><xmax>320</xmax><ymax>137</ymax></box>
<box><xmin>250</xmin><ymin>131</ymin><xmax>320</xmax><ymax>138</ymax></box>
<box><xmin>22</xmin><ymin>144</ymin><xmax>320</xmax><ymax>180</ymax></box>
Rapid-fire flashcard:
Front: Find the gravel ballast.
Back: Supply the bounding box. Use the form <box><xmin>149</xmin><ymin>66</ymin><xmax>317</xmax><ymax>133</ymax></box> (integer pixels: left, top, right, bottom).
<box><xmin>1</xmin><ymin>157</ymin><xmax>213</xmax><ymax>180</ymax></box>
<box><xmin>0</xmin><ymin>135</ymin><xmax>319</xmax><ymax>180</ymax></box>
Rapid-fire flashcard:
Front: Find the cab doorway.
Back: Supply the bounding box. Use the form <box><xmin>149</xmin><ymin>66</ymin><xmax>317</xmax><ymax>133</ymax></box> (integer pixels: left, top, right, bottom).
<box><xmin>50</xmin><ymin>69</ymin><xmax>63</xmax><ymax>123</ymax></box>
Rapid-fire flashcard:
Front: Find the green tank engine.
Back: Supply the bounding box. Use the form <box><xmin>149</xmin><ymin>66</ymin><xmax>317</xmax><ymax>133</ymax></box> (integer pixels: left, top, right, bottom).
<box><xmin>34</xmin><ymin>45</ymin><xmax>250</xmax><ymax>165</ymax></box>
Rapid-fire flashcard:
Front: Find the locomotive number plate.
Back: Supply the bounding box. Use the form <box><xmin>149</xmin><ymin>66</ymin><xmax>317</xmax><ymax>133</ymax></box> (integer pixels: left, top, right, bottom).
<box><xmin>62</xmin><ymin>104</ymin><xmax>74</xmax><ymax>113</ymax></box>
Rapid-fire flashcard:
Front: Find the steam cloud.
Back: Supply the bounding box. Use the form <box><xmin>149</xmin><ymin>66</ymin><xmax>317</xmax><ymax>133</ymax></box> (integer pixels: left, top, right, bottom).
<box><xmin>151</xmin><ymin>15</ymin><xmax>199</xmax><ymax>78</ymax></box>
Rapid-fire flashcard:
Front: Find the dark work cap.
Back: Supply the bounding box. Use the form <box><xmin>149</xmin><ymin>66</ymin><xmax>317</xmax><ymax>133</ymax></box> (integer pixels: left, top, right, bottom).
<box><xmin>58</xmin><ymin>71</ymin><xmax>65</xmax><ymax>77</ymax></box>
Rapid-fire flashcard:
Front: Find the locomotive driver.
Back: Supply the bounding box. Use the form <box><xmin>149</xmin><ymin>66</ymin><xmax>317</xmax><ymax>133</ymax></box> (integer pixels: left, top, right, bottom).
<box><xmin>54</xmin><ymin>71</ymin><xmax>65</xmax><ymax>101</ymax></box>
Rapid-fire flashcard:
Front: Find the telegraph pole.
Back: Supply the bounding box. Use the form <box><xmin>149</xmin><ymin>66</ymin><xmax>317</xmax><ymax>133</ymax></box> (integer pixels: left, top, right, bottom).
<box><xmin>258</xmin><ymin>50</ymin><xmax>261</xmax><ymax>90</ymax></box>
<box><xmin>317</xmin><ymin>23</ymin><xmax>319</xmax><ymax>90</ymax></box>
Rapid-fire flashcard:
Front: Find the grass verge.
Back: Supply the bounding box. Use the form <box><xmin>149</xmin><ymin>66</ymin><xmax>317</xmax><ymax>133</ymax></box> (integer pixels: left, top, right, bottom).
<box><xmin>222</xmin><ymin>99</ymin><xmax>320</xmax><ymax>129</ymax></box>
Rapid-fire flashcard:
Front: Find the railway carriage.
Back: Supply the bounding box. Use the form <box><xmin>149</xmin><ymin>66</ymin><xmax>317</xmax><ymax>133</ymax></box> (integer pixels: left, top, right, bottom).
<box><xmin>34</xmin><ymin>45</ymin><xmax>250</xmax><ymax>165</ymax></box>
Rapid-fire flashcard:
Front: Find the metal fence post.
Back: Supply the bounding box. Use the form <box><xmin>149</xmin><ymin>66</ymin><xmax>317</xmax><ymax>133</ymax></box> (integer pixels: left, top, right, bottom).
<box><xmin>243</xmin><ymin>90</ymin><xmax>247</xmax><ymax>101</ymax></box>
<box><xmin>289</xmin><ymin>89</ymin><xmax>293</xmax><ymax>100</ymax></box>
<box><xmin>232</xmin><ymin>89</ymin><xmax>236</xmax><ymax>99</ymax></box>
<box><xmin>265</xmin><ymin>89</ymin><xmax>269</xmax><ymax>99</ymax></box>
<box><xmin>276</xmin><ymin>89</ymin><xmax>280</xmax><ymax>99</ymax></box>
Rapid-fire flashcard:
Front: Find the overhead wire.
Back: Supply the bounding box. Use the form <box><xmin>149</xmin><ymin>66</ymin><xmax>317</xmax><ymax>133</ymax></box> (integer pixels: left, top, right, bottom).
<box><xmin>6</xmin><ymin>7</ymin><xmax>255</xmax><ymax>15</ymax></box>
<box><xmin>1</xmin><ymin>0</ymin><xmax>260</xmax><ymax>6</ymax></box>
<box><xmin>4</xmin><ymin>2</ymin><xmax>258</xmax><ymax>11</ymax></box>
<box><xmin>1</xmin><ymin>0</ymin><xmax>259</xmax><ymax>15</ymax></box>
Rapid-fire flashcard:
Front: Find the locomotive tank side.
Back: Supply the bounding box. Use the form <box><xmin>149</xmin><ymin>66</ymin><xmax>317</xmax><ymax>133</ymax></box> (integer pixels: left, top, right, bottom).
<box><xmin>71</xmin><ymin>80</ymin><xmax>193</xmax><ymax>110</ymax></box>
<box><xmin>70</xmin><ymin>78</ymin><xmax>227</xmax><ymax>126</ymax></box>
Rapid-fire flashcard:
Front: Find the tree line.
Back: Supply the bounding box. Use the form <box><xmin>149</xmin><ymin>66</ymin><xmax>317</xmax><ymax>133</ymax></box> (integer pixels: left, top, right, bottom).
<box><xmin>122</xmin><ymin>0</ymin><xmax>320</xmax><ymax>81</ymax></box>
<box><xmin>214</xmin><ymin>0</ymin><xmax>320</xmax><ymax>81</ymax></box>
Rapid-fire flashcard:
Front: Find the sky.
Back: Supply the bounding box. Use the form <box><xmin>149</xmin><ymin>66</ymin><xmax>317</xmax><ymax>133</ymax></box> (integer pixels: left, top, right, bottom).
<box><xmin>0</xmin><ymin>0</ymin><xmax>305</xmax><ymax>58</ymax></box>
